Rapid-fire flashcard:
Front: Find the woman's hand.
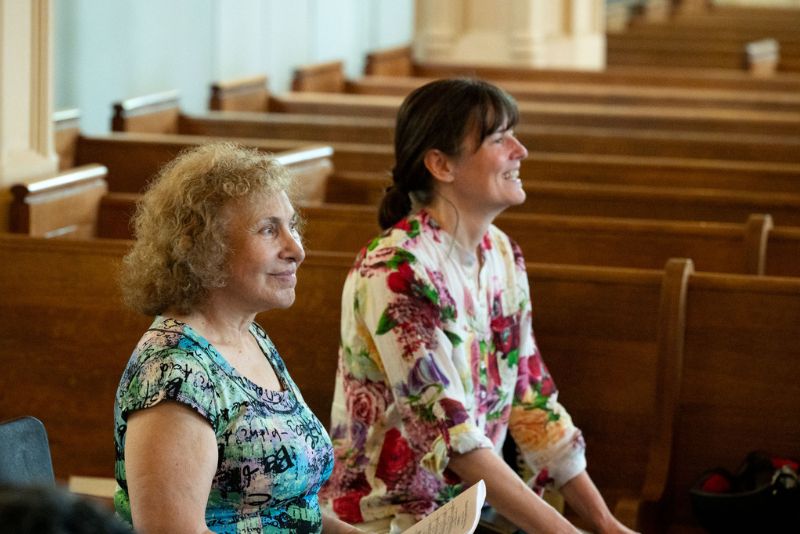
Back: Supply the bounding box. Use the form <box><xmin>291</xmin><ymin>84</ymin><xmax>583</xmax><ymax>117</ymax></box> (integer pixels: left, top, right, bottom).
<box><xmin>322</xmin><ymin>510</ymin><xmax>365</xmax><ymax>533</ymax></box>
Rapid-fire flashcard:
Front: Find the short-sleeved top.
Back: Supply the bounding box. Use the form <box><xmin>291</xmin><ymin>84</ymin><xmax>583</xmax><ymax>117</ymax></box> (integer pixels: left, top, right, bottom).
<box><xmin>321</xmin><ymin>209</ymin><xmax>587</xmax><ymax>526</ymax></box>
<box><xmin>114</xmin><ymin>316</ymin><xmax>334</xmax><ymax>533</ymax></box>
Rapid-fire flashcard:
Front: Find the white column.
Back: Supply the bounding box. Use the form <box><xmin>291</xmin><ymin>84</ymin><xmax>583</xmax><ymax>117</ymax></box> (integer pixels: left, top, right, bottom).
<box><xmin>414</xmin><ymin>0</ymin><xmax>604</xmax><ymax>69</ymax></box>
<box><xmin>0</xmin><ymin>0</ymin><xmax>57</xmax><ymax>231</ymax></box>
<box><xmin>413</xmin><ymin>0</ymin><xmax>460</xmax><ymax>61</ymax></box>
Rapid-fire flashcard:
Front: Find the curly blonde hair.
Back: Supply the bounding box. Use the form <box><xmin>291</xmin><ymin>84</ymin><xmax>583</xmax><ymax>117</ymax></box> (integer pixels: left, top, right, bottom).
<box><xmin>120</xmin><ymin>142</ymin><xmax>295</xmax><ymax>316</ymax></box>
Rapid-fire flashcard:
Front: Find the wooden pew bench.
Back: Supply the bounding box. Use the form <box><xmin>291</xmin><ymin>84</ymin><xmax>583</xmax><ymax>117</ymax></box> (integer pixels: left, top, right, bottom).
<box><xmin>208</xmin><ymin>81</ymin><xmax>800</xmax><ymax>196</ymax></box>
<box><xmin>348</xmin><ymin>75</ymin><xmax>800</xmax><ymax>114</ymax></box>
<box><xmin>210</xmin><ymin>76</ymin><xmax>800</xmax><ymax>136</ymax></box>
<box><xmin>0</xmin><ymin>233</ymin><xmax>681</xmax><ymax>530</ymax></box>
<box><xmin>606</xmin><ymin>35</ymin><xmax>797</xmax><ymax>74</ymax></box>
<box><xmin>12</xmin><ymin>170</ymin><xmax>799</xmax><ymax>278</ymax></box>
<box><xmin>9</xmin><ymin>164</ymin><xmax>108</xmax><ymax>239</ymax></box>
<box><xmin>217</xmin><ymin>73</ymin><xmax>800</xmax><ymax>116</ymax></box>
<box><xmin>112</xmin><ymin>89</ymin><xmax>394</xmax><ymax>144</ymax></box>
<box><xmin>3</xmin><ymin>233</ymin><xmax>798</xmax><ymax>532</ymax></box>
<box><xmin>54</xmin><ymin>112</ymin><xmax>334</xmax><ymax>195</ymax></box>
<box><xmin>606</xmin><ymin>34</ymin><xmax>800</xmax><ymax>74</ymax></box>
<box><xmin>640</xmin><ymin>267</ymin><xmax>800</xmax><ymax>531</ymax></box>
<box><xmin>95</xmin><ymin>196</ymin><xmax>798</xmax><ymax>278</ymax></box>
<box><xmin>114</xmin><ymin>91</ymin><xmax>800</xmax><ymax>165</ymax></box>
<box><xmin>359</xmin><ymin>45</ymin><xmax>800</xmax><ymax>93</ymax></box>
<box><xmin>327</xmin><ymin>172</ymin><xmax>800</xmax><ymax>227</ymax></box>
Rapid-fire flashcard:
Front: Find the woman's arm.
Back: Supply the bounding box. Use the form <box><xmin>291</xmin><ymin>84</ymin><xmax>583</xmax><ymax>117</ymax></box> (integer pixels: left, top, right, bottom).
<box><xmin>448</xmin><ymin>448</ymin><xmax>579</xmax><ymax>534</ymax></box>
<box><xmin>559</xmin><ymin>472</ymin><xmax>639</xmax><ymax>534</ymax></box>
<box><xmin>125</xmin><ymin>401</ymin><xmax>218</xmax><ymax>534</ymax></box>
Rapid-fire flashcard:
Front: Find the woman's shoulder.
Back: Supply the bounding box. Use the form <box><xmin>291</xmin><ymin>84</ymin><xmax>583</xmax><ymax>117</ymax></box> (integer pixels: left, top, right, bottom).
<box><xmin>486</xmin><ymin>224</ymin><xmax>527</xmax><ymax>272</ymax></box>
<box><xmin>124</xmin><ymin>317</ymin><xmax>217</xmax><ymax>377</ymax></box>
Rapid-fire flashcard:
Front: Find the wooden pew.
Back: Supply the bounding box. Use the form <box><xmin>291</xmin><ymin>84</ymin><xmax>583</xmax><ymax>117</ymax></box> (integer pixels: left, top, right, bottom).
<box><xmin>11</xmin><ymin>168</ymin><xmax>797</xmax><ymax>279</ymax></box>
<box><xmin>214</xmin><ymin>70</ymin><xmax>800</xmax><ymax>137</ymax></box>
<box><xmin>9</xmin><ymin>164</ymin><xmax>108</xmax><ymax>239</ymax></box>
<box><xmin>0</xmin><ymin>235</ymin><xmax>147</xmax><ymax>481</ymax></box>
<box><xmin>3</xmin><ymin>233</ymin><xmax>798</xmax><ymax>531</ymax></box>
<box><xmin>57</xmin><ymin>109</ymin><xmax>335</xmax><ymax>196</ymax></box>
<box><xmin>208</xmin><ymin>80</ymin><xmax>800</xmax><ymax>196</ymax></box>
<box><xmin>606</xmin><ymin>34</ymin><xmax>800</xmax><ymax>72</ymax></box>
<box><xmin>639</xmin><ymin>267</ymin><xmax>800</xmax><ymax>531</ymax></box>
<box><xmin>73</xmin><ymin>136</ymin><xmax>332</xmax><ymax>196</ymax></box>
<box><xmin>0</xmin><ymin>235</ymin><xmax>350</xmax><ymax>481</ymax></box>
<box><xmin>215</xmin><ymin>72</ymin><xmax>800</xmax><ymax>115</ymax></box>
<box><xmin>0</xmin><ymin>233</ymin><xmax>679</xmax><ymax>530</ymax></box>
<box><xmin>14</xmin><ymin>140</ymin><xmax>335</xmax><ymax>240</ymax></box>
<box><xmin>75</xmin><ymin>132</ymin><xmax>379</xmax><ymax>194</ymax></box>
<box><xmin>93</xmin><ymin>196</ymin><xmax>797</xmax><ymax>278</ymax></box>
<box><xmin>361</xmin><ymin>45</ymin><xmax>800</xmax><ymax>93</ymax></box>
<box><xmin>347</xmin><ymin>75</ymin><xmax>800</xmax><ymax>114</ymax></box>
<box><xmin>606</xmin><ymin>35</ymin><xmax>797</xmax><ymax>74</ymax></box>
<box><xmin>114</xmin><ymin>91</ymin><xmax>800</xmax><ymax>164</ymax></box>
<box><xmin>54</xmin><ymin>109</ymin><xmax>81</xmax><ymax>171</ymax></box>
<box><xmin>327</xmin><ymin>172</ymin><xmax>800</xmax><ymax>227</ymax></box>
<box><xmin>210</xmin><ymin>78</ymin><xmax>800</xmax><ymax>137</ymax></box>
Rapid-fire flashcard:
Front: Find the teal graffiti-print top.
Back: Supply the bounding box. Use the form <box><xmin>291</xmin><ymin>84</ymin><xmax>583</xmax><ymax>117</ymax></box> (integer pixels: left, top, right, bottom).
<box><xmin>114</xmin><ymin>316</ymin><xmax>333</xmax><ymax>533</ymax></box>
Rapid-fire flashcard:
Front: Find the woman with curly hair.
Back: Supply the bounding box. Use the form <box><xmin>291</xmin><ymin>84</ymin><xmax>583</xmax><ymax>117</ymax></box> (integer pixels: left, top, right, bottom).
<box><xmin>322</xmin><ymin>79</ymin><xmax>638</xmax><ymax>534</ymax></box>
<box><xmin>114</xmin><ymin>143</ymin><xmax>360</xmax><ymax>534</ymax></box>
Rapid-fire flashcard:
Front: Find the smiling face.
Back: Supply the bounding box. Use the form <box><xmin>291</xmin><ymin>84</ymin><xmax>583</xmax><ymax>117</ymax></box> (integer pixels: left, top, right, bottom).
<box><xmin>217</xmin><ymin>190</ymin><xmax>305</xmax><ymax>315</ymax></box>
<box><xmin>446</xmin><ymin>120</ymin><xmax>529</xmax><ymax>221</ymax></box>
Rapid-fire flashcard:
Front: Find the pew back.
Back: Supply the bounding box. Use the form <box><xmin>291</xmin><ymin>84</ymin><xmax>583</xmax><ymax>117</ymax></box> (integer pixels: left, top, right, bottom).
<box><xmin>328</xmin><ymin>173</ymin><xmax>800</xmax><ymax>226</ymax></box>
<box><xmin>93</xmin><ymin>196</ymin><xmax>784</xmax><ymax>276</ymax></box>
<box><xmin>657</xmin><ymin>271</ymin><xmax>800</xmax><ymax>527</ymax></box>
<box><xmin>74</xmin><ymin>132</ymin><xmax>333</xmax><ymax>196</ymax></box>
<box><xmin>9</xmin><ymin>164</ymin><xmax>108</xmax><ymax>239</ymax></box>
<box><xmin>113</xmin><ymin>90</ymin><xmax>800</xmax><ymax>165</ymax></box>
<box><xmin>0</xmin><ymin>234</ymin><xmax>676</xmax><ymax>523</ymax></box>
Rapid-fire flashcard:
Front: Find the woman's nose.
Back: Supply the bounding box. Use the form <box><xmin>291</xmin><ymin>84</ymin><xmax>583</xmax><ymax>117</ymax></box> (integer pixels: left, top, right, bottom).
<box><xmin>512</xmin><ymin>136</ymin><xmax>529</xmax><ymax>160</ymax></box>
<box><xmin>282</xmin><ymin>229</ymin><xmax>306</xmax><ymax>264</ymax></box>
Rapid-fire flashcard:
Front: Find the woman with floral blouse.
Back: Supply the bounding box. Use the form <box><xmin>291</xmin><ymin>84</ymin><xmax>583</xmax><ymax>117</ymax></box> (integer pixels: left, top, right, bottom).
<box><xmin>322</xmin><ymin>79</ymin><xmax>638</xmax><ymax>534</ymax></box>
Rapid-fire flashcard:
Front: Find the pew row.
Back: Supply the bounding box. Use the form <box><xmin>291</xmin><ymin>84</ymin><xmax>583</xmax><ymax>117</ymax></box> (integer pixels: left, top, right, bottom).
<box><xmin>12</xmin><ymin>144</ymin><xmax>334</xmax><ymax>241</ymax></box>
<box><xmin>54</xmin><ymin>111</ymin><xmax>334</xmax><ymax>195</ymax></box>
<box><xmin>328</xmin><ymin>172</ymin><xmax>800</xmax><ymax>227</ymax></box>
<box><xmin>208</xmin><ymin>80</ymin><xmax>800</xmax><ymax>196</ymax></box>
<box><xmin>359</xmin><ymin>45</ymin><xmax>800</xmax><ymax>93</ymax></box>
<box><xmin>209</xmin><ymin>76</ymin><xmax>800</xmax><ymax>136</ymax></box>
<box><xmin>0</xmin><ymin>235</ymin><xmax>686</xmax><ymax>529</ymax></box>
<box><xmin>10</xmin><ymin>171</ymin><xmax>800</xmax><ymax>278</ymax></box>
<box><xmin>3</xmin><ymin>235</ymin><xmax>800</xmax><ymax>531</ymax></box>
<box><xmin>345</xmin><ymin>75</ymin><xmax>800</xmax><ymax>114</ymax></box>
<box><xmin>113</xmin><ymin>91</ymin><xmax>800</xmax><ymax>165</ymax></box>
<box><xmin>214</xmin><ymin>74</ymin><xmax>800</xmax><ymax>117</ymax></box>
<box><xmin>95</xmin><ymin>196</ymin><xmax>800</xmax><ymax>278</ymax></box>
<box><xmin>606</xmin><ymin>34</ymin><xmax>800</xmax><ymax>74</ymax></box>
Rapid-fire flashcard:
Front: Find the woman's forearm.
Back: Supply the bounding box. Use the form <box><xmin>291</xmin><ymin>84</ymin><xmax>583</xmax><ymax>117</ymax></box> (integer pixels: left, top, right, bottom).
<box><xmin>559</xmin><ymin>472</ymin><xmax>639</xmax><ymax>534</ymax></box>
<box><xmin>447</xmin><ymin>448</ymin><xmax>579</xmax><ymax>534</ymax></box>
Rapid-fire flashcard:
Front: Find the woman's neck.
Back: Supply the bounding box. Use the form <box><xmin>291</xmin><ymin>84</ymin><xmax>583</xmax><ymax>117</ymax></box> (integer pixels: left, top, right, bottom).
<box><xmin>168</xmin><ymin>298</ymin><xmax>255</xmax><ymax>349</ymax></box>
<box><xmin>424</xmin><ymin>196</ymin><xmax>494</xmax><ymax>253</ymax></box>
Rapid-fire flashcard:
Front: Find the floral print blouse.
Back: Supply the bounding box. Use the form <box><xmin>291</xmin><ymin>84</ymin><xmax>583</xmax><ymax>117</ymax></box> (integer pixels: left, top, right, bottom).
<box><xmin>322</xmin><ymin>210</ymin><xmax>586</xmax><ymax>526</ymax></box>
<box><xmin>114</xmin><ymin>317</ymin><xmax>334</xmax><ymax>533</ymax></box>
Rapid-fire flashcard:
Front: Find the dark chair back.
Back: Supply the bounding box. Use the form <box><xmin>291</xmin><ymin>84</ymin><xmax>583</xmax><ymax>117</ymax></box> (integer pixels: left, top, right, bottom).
<box><xmin>0</xmin><ymin>416</ymin><xmax>55</xmax><ymax>486</ymax></box>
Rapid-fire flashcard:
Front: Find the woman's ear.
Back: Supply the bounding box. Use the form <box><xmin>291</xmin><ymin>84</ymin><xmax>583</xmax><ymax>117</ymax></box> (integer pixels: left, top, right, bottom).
<box><xmin>423</xmin><ymin>149</ymin><xmax>456</xmax><ymax>184</ymax></box>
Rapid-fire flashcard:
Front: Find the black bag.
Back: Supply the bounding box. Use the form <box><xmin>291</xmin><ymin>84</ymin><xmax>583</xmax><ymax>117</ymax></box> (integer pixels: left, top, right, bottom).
<box><xmin>690</xmin><ymin>451</ymin><xmax>800</xmax><ymax>533</ymax></box>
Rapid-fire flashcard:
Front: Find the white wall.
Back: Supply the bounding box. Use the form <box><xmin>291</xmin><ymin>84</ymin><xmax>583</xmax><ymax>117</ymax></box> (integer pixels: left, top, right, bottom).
<box><xmin>55</xmin><ymin>0</ymin><xmax>414</xmax><ymax>134</ymax></box>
